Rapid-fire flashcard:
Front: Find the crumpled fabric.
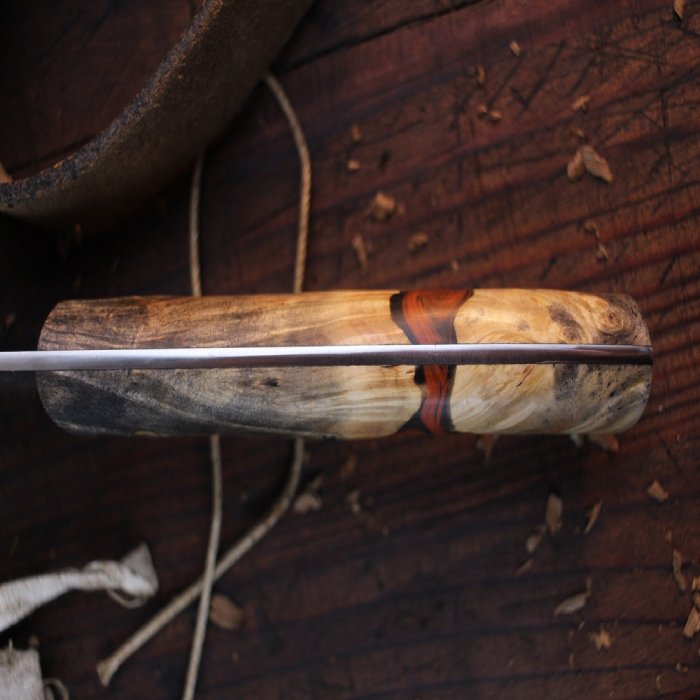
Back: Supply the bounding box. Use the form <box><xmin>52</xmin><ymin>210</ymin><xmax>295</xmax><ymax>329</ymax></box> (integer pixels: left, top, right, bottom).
<box><xmin>0</xmin><ymin>544</ymin><xmax>158</xmax><ymax>633</ymax></box>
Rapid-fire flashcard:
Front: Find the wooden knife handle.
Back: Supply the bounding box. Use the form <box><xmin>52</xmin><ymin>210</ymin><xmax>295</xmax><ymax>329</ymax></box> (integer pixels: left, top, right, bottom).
<box><xmin>36</xmin><ymin>289</ymin><xmax>652</xmax><ymax>439</ymax></box>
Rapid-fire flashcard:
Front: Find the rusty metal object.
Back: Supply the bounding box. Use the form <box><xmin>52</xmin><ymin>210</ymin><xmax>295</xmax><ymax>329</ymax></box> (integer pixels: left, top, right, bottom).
<box><xmin>0</xmin><ymin>0</ymin><xmax>311</xmax><ymax>232</ymax></box>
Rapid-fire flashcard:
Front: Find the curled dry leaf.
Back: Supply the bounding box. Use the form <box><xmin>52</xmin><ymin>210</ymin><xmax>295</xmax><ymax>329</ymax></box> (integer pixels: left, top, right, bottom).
<box><xmin>572</xmin><ymin>95</ymin><xmax>591</xmax><ymax>112</ymax></box>
<box><xmin>545</xmin><ymin>493</ymin><xmax>563</xmax><ymax>536</ymax></box>
<box><xmin>509</xmin><ymin>40</ymin><xmax>521</xmax><ymax>57</ymax></box>
<box><xmin>683</xmin><ymin>606</ymin><xmax>700</xmax><ymax>639</ymax></box>
<box><xmin>352</xmin><ymin>234</ymin><xmax>368</xmax><ymax>269</ymax></box>
<box><xmin>567</xmin><ymin>148</ymin><xmax>585</xmax><ymax>180</ymax></box>
<box><xmin>581</xmin><ymin>145</ymin><xmax>613</xmax><ymax>182</ymax></box>
<box><xmin>209</xmin><ymin>594</ymin><xmax>244</xmax><ymax>631</ymax></box>
<box><xmin>346</xmin><ymin>159</ymin><xmax>361</xmax><ymax>172</ymax></box>
<box><xmin>408</xmin><ymin>232</ymin><xmax>429</xmax><ymax>254</ymax></box>
<box><xmin>674</xmin><ymin>0</ymin><xmax>685</xmax><ymax>20</ymax></box>
<box><xmin>588</xmin><ymin>626</ymin><xmax>612</xmax><ymax>650</ymax></box>
<box><xmin>672</xmin><ymin>549</ymin><xmax>687</xmax><ymax>593</ymax></box>
<box><xmin>583</xmin><ymin>501</ymin><xmax>602</xmax><ymax>535</ymax></box>
<box><xmin>367</xmin><ymin>191</ymin><xmax>397</xmax><ymax>222</ymax></box>
<box><xmin>526</xmin><ymin>524</ymin><xmax>546</xmax><ymax>554</ymax></box>
<box><xmin>647</xmin><ymin>479</ymin><xmax>669</xmax><ymax>502</ymax></box>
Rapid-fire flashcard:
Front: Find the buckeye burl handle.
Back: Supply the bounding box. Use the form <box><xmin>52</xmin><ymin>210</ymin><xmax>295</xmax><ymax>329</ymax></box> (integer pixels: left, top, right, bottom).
<box><xmin>36</xmin><ymin>289</ymin><xmax>652</xmax><ymax>439</ymax></box>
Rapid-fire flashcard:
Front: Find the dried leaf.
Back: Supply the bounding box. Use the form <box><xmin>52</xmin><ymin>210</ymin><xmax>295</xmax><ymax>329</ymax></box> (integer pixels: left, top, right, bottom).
<box><xmin>673</xmin><ymin>549</ymin><xmax>687</xmax><ymax>592</ymax></box>
<box><xmin>352</xmin><ymin>234</ymin><xmax>368</xmax><ymax>269</ymax></box>
<box><xmin>674</xmin><ymin>0</ymin><xmax>685</xmax><ymax>20</ymax></box>
<box><xmin>488</xmin><ymin>109</ymin><xmax>503</xmax><ymax>123</ymax></box>
<box><xmin>367</xmin><ymin>191</ymin><xmax>397</xmax><ymax>222</ymax></box>
<box><xmin>588</xmin><ymin>433</ymin><xmax>618</xmax><ymax>452</ymax></box>
<box><xmin>572</xmin><ymin>95</ymin><xmax>591</xmax><ymax>112</ymax></box>
<box><xmin>476</xmin><ymin>434</ymin><xmax>499</xmax><ymax>467</ymax></box>
<box><xmin>293</xmin><ymin>490</ymin><xmax>322</xmax><ymax>514</ymax></box>
<box><xmin>346</xmin><ymin>159</ymin><xmax>361</xmax><ymax>172</ymax></box>
<box><xmin>408</xmin><ymin>232</ymin><xmax>429</xmax><ymax>253</ymax></box>
<box><xmin>581</xmin><ymin>145</ymin><xmax>614</xmax><ymax>182</ymax></box>
<box><xmin>545</xmin><ymin>493</ymin><xmax>563</xmax><ymax>536</ymax></box>
<box><xmin>683</xmin><ymin>606</ymin><xmax>700</xmax><ymax>639</ymax></box>
<box><xmin>293</xmin><ymin>474</ymin><xmax>324</xmax><ymax>514</ymax></box>
<box><xmin>476</xmin><ymin>65</ymin><xmax>486</xmax><ymax>86</ymax></box>
<box><xmin>526</xmin><ymin>524</ymin><xmax>546</xmax><ymax>554</ymax></box>
<box><xmin>209</xmin><ymin>594</ymin><xmax>244</xmax><ymax>631</ymax></box>
<box><xmin>583</xmin><ymin>501</ymin><xmax>602</xmax><ymax>535</ymax></box>
<box><xmin>570</xmin><ymin>126</ymin><xmax>586</xmax><ymax>140</ymax></box>
<box><xmin>509</xmin><ymin>40</ymin><xmax>521</xmax><ymax>57</ymax></box>
<box><xmin>350</xmin><ymin>123</ymin><xmax>362</xmax><ymax>143</ymax></box>
<box><xmin>554</xmin><ymin>590</ymin><xmax>589</xmax><ymax>615</ymax></box>
<box><xmin>567</xmin><ymin>148</ymin><xmax>585</xmax><ymax>180</ymax></box>
<box><xmin>588</xmin><ymin>627</ymin><xmax>612</xmax><ymax>650</ymax></box>
<box><xmin>646</xmin><ymin>479</ymin><xmax>669</xmax><ymax>502</ymax></box>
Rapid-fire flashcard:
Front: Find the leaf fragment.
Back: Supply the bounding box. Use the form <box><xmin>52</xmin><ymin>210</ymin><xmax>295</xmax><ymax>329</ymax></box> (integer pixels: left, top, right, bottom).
<box><xmin>509</xmin><ymin>40</ymin><xmax>521</xmax><ymax>57</ymax></box>
<box><xmin>367</xmin><ymin>191</ymin><xmax>397</xmax><ymax>222</ymax></box>
<box><xmin>674</xmin><ymin>0</ymin><xmax>685</xmax><ymax>20</ymax></box>
<box><xmin>583</xmin><ymin>501</ymin><xmax>602</xmax><ymax>535</ymax></box>
<box><xmin>545</xmin><ymin>493</ymin><xmax>563</xmax><ymax>536</ymax></box>
<box><xmin>588</xmin><ymin>626</ymin><xmax>612</xmax><ymax>650</ymax></box>
<box><xmin>567</xmin><ymin>148</ymin><xmax>585</xmax><ymax>180</ymax></box>
<box><xmin>672</xmin><ymin>549</ymin><xmax>687</xmax><ymax>592</ymax></box>
<box><xmin>555</xmin><ymin>590</ymin><xmax>589</xmax><ymax>615</ymax></box>
<box><xmin>646</xmin><ymin>479</ymin><xmax>669</xmax><ymax>502</ymax></box>
<box><xmin>572</xmin><ymin>95</ymin><xmax>591</xmax><ymax>112</ymax></box>
<box><xmin>526</xmin><ymin>523</ymin><xmax>546</xmax><ymax>554</ymax></box>
<box><xmin>408</xmin><ymin>232</ymin><xmax>429</xmax><ymax>254</ymax></box>
<box><xmin>209</xmin><ymin>594</ymin><xmax>244</xmax><ymax>631</ymax></box>
<box><xmin>683</xmin><ymin>606</ymin><xmax>700</xmax><ymax>639</ymax></box>
<box><xmin>352</xmin><ymin>234</ymin><xmax>368</xmax><ymax>269</ymax></box>
<box><xmin>580</xmin><ymin>145</ymin><xmax>614</xmax><ymax>182</ymax></box>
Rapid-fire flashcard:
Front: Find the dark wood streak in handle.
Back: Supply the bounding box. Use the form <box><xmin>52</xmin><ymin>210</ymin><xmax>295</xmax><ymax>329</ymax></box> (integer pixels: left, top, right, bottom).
<box><xmin>36</xmin><ymin>289</ymin><xmax>652</xmax><ymax>439</ymax></box>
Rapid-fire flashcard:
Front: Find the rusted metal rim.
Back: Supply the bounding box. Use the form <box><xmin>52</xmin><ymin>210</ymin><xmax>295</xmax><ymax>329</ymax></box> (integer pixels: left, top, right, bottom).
<box><xmin>0</xmin><ymin>0</ymin><xmax>311</xmax><ymax>233</ymax></box>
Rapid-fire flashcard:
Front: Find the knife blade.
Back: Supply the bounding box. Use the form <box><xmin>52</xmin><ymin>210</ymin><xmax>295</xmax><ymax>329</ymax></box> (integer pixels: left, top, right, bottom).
<box><xmin>0</xmin><ymin>343</ymin><xmax>653</xmax><ymax>372</ymax></box>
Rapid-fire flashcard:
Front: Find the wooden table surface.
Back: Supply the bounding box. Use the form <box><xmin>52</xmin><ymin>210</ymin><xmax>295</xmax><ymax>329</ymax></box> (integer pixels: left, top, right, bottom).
<box><xmin>1</xmin><ymin>1</ymin><xmax>699</xmax><ymax>697</ymax></box>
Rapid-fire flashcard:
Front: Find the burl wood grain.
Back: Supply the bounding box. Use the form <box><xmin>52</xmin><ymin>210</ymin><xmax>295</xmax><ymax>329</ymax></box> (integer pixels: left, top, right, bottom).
<box><xmin>37</xmin><ymin>289</ymin><xmax>651</xmax><ymax>438</ymax></box>
<box><xmin>1</xmin><ymin>1</ymin><xmax>699</xmax><ymax>698</ymax></box>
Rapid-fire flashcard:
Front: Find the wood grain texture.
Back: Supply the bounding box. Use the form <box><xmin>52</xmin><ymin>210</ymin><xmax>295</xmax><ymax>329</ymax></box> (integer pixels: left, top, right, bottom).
<box><xmin>37</xmin><ymin>289</ymin><xmax>651</xmax><ymax>438</ymax></box>
<box><xmin>1</xmin><ymin>0</ymin><xmax>699</xmax><ymax>698</ymax></box>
